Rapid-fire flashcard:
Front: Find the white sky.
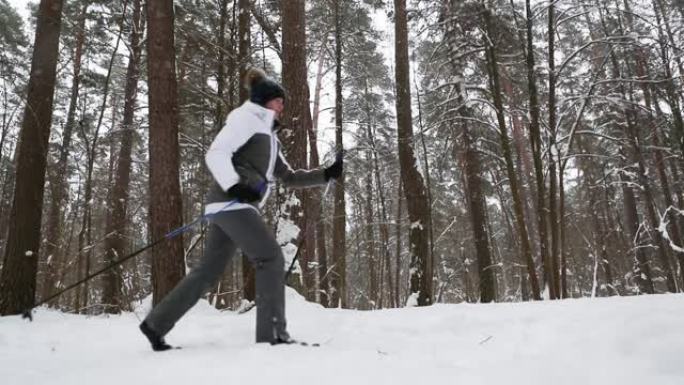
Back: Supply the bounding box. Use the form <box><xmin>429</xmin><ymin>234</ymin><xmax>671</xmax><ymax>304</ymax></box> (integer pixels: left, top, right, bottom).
<box><xmin>7</xmin><ymin>0</ymin><xmax>32</xmax><ymax>22</ymax></box>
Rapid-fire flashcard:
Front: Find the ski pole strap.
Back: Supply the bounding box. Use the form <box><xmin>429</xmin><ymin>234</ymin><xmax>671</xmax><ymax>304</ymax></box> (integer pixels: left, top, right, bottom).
<box><xmin>165</xmin><ymin>215</ymin><xmax>206</xmax><ymax>239</ymax></box>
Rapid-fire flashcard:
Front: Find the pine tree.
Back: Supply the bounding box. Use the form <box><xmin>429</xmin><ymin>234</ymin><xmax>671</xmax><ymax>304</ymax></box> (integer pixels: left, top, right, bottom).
<box><xmin>0</xmin><ymin>0</ymin><xmax>64</xmax><ymax>315</ymax></box>
<box><xmin>147</xmin><ymin>0</ymin><xmax>185</xmax><ymax>305</ymax></box>
<box><xmin>394</xmin><ymin>0</ymin><xmax>432</xmax><ymax>306</ymax></box>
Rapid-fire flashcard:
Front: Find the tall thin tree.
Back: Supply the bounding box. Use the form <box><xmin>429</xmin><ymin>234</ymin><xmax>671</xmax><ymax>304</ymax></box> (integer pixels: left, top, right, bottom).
<box><xmin>524</xmin><ymin>0</ymin><xmax>555</xmax><ymax>299</ymax></box>
<box><xmin>102</xmin><ymin>0</ymin><xmax>143</xmax><ymax>313</ymax></box>
<box><xmin>42</xmin><ymin>1</ymin><xmax>88</xmax><ymax>304</ymax></box>
<box><xmin>330</xmin><ymin>0</ymin><xmax>347</xmax><ymax>308</ymax></box>
<box><xmin>394</xmin><ymin>0</ymin><xmax>432</xmax><ymax>306</ymax></box>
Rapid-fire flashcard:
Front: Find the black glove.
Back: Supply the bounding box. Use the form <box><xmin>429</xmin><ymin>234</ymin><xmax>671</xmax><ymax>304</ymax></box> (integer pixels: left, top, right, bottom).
<box><xmin>324</xmin><ymin>156</ymin><xmax>343</xmax><ymax>181</ymax></box>
<box><xmin>227</xmin><ymin>183</ymin><xmax>261</xmax><ymax>203</ymax></box>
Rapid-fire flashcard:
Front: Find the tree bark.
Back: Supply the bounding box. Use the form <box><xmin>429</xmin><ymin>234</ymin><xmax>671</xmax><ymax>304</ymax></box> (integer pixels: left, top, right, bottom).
<box><xmin>620</xmin><ymin>168</ymin><xmax>655</xmax><ymax>294</ymax></box>
<box><xmin>0</xmin><ymin>0</ymin><xmax>64</xmax><ymax>315</ymax></box>
<box><xmin>456</xmin><ymin>111</ymin><xmax>497</xmax><ymax>303</ymax></box>
<box><xmin>394</xmin><ymin>0</ymin><xmax>432</xmax><ymax>306</ymax></box>
<box><xmin>394</xmin><ymin>177</ymin><xmax>402</xmax><ymax>306</ymax></box>
<box><xmin>237</xmin><ymin>0</ymin><xmax>256</xmax><ymax>304</ymax></box>
<box><xmin>147</xmin><ymin>0</ymin><xmax>185</xmax><ymax>305</ymax></box>
<box><xmin>281</xmin><ymin>0</ymin><xmax>316</xmax><ymax>300</ymax></box>
<box><xmin>546</xmin><ymin>1</ymin><xmax>561</xmax><ymax>297</ymax></box>
<box><xmin>330</xmin><ymin>0</ymin><xmax>347</xmax><ymax>308</ymax></box>
<box><xmin>364</xmin><ymin>132</ymin><xmax>377</xmax><ymax>308</ymax></box>
<box><xmin>482</xmin><ymin>6</ymin><xmax>541</xmax><ymax>301</ymax></box>
<box><xmin>311</xmin><ymin>49</ymin><xmax>329</xmax><ymax>307</ymax></box>
<box><xmin>525</xmin><ymin>0</ymin><xmax>555</xmax><ymax>299</ymax></box>
<box><xmin>366</xmin><ymin>83</ymin><xmax>394</xmax><ymax>308</ymax></box>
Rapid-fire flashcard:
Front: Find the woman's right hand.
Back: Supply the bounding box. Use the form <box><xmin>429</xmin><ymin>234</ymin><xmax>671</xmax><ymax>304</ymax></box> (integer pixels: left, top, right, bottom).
<box><xmin>227</xmin><ymin>183</ymin><xmax>261</xmax><ymax>203</ymax></box>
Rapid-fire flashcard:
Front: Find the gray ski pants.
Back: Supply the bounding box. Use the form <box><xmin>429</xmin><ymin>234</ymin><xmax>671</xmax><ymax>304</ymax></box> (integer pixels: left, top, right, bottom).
<box><xmin>144</xmin><ymin>208</ymin><xmax>289</xmax><ymax>343</ymax></box>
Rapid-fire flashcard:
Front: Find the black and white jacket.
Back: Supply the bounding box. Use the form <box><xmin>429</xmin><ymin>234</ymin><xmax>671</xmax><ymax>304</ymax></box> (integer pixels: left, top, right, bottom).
<box><xmin>205</xmin><ymin>100</ymin><xmax>327</xmax><ymax>214</ymax></box>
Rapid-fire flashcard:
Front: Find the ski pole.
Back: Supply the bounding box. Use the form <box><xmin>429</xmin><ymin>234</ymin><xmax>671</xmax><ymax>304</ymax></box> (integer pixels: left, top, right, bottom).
<box><xmin>20</xmin><ymin>185</ymin><xmax>267</xmax><ymax>321</ymax></box>
<box><xmin>23</xmin><ymin>233</ymin><xmax>169</xmax><ymax>320</ymax></box>
<box><xmin>22</xmin><ymin>220</ymin><xmax>215</xmax><ymax>320</ymax></box>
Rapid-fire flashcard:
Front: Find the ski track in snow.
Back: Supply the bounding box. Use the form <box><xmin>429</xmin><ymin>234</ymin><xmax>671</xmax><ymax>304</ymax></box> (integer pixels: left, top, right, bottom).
<box><xmin>2</xmin><ymin>290</ymin><xmax>684</xmax><ymax>384</ymax></box>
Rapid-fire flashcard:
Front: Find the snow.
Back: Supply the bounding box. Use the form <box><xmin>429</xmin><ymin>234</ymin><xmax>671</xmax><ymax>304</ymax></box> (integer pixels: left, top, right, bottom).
<box><xmin>485</xmin><ymin>196</ymin><xmax>501</xmax><ymax>211</ymax></box>
<box><xmin>405</xmin><ymin>292</ymin><xmax>419</xmax><ymax>307</ymax></box>
<box><xmin>2</xmin><ymin>290</ymin><xmax>684</xmax><ymax>384</ymax></box>
<box><xmin>658</xmin><ymin>207</ymin><xmax>684</xmax><ymax>253</ymax></box>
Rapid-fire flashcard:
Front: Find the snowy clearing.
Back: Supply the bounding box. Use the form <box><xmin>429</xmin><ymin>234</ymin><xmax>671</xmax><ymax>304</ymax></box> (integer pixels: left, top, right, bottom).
<box><xmin>1</xmin><ymin>290</ymin><xmax>683</xmax><ymax>384</ymax></box>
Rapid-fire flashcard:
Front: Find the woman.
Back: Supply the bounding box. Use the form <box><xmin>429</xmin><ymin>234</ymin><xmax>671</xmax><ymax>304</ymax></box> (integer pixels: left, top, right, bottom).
<box><xmin>139</xmin><ymin>68</ymin><xmax>343</xmax><ymax>351</ymax></box>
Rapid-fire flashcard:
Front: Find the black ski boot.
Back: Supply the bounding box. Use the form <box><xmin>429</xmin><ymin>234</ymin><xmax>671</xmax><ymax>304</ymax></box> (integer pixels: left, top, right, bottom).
<box><xmin>270</xmin><ymin>336</ymin><xmax>297</xmax><ymax>345</ymax></box>
<box><xmin>270</xmin><ymin>336</ymin><xmax>319</xmax><ymax>347</ymax></box>
<box><xmin>139</xmin><ymin>321</ymin><xmax>173</xmax><ymax>352</ymax></box>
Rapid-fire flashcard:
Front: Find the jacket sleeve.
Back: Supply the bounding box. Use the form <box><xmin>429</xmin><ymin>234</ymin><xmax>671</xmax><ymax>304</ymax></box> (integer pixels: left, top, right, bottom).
<box><xmin>205</xmin><ymin>113</ymin><xmax>253</xmax><ymax>191</ymax></box>
<box><xmin>274</xmin><ymin>151</ymin><xmax>327</xmax><ymax>188</ymax></box>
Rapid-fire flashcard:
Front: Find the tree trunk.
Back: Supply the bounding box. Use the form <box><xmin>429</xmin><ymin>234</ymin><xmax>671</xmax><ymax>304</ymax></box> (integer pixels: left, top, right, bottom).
<box><xmin>651</xmin><ymin>0</ymin><xmax>684</xmax><ymax>157</ymax></box>
<box><xmin>215</xmin><ymin>0</ymin><xmax>228</xmax><ymax>127</ymax></box>
<box><xmin>653</xmin><ymin>93</ymin><xmax>684</xmax><ymax>283</ymax></box>
<box><xmin>329</xmin><ymin>0</ymin><xmax>347</xmax><ymax>308</ymax></box>
<box><xmin>546</xmin><ymin>1</ymin><xmax>561</xmax><ymax>298</ymax></box>
<box><xmin>633</xmin><ymin>41</ymin><xmax>684</xmax><ymax>289</ymax></box>
<box><xmin>364</xmin><ymin>138</ymin><xmax>377</xmax><ymax>308</ymax></box>
<box><xmin>525</xmin><ymin>0</ymin><xmax>555</xmax><ymax>299</ymax></box>
<box><xmin>394</xmin><ymin>0</ymin><xmax>432</xmax><ymax>306</ymax></box>
<box><xmin>0</xmin><ymin>142</ymin><xmax>17</xmax><ymax>256</ymax></box>
<box><xmin>457</xmin><ymin>113</ymin><xmax>497</xmax><ymax>303</ymax></box>
<box><xmin>414</xmin><ymin>68</ymin><xmax>435</xmax><ymax>296</ymax></box>
<box><xmin>76</xmin><ymin>0</ymin><xmax>128</xmax><ymax>313</ymax></box>
<box><xmin>311</xmin><ymin>49</ymin><xmax>329</xmax><ymax>307</ymax></box>
<box><xmin>620</xmin><ymin>168</ymin><xmax>655</xmax><ymax>294</ymax></box>
<box><xmin>367</xmin><ymin>91</ymin><xmax>394</xmax><ymax>308</ymax></box>
<box><xmin>147</xmin><ymin>0</ymin><xmax>185</xmax><ymax>305</ymax></box>
<box><xmin>42</xmin><ymin>2</ymin><xmax>88</xmax><ymax>304</ymax></box>
<box><xmin>627</xmin><ymin>111</ymin><xmax>677</xmax><ymax>292</ymax></box>
<box><xmin>395</xmin><ymin>178</ymin><xmax>403</xmax><ymax>306</ymax></box>
<box><xmin>577</xmin><ymin>137</ymin><xmax>617</xmax><ymax>296</ymax></box>
<box><xmin>281</xmin><ymin>0</ymin><xmax>316</xmax><ymax>300</ymax></box>
<box><xmin>610</xmin><ymin>1</ymin><xmax>677</xmax><ymax>292</ymax></box>
<box><xmin>558</xmin><ymin>161</ymin><xmax>568</xmax><ymax>298</ymax></box>
<box><xmin>482</xmin><ymin>6</ymin><xmax>541</xmax><ymax>301</ymax></box>
<box><xmin>102</xmin><ymin>0</ymin><xmax>142</xmax><ymax>313</ymax></box>
<box><xmin>0</xmin><ymin>0</ymin><xmax>64</xmax><ymax>315</ymax></box>
<box><xmin>237</xmin><ymin>0</ymin><xmax>256</xmax><ymax>304</ymax></box>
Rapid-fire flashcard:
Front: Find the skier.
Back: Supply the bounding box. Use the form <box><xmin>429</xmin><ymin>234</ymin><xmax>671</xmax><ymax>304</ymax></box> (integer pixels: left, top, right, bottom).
<box><xmin>139</xmin><ymin>68</ymin><xmax>343</xmax><ymax>351</ymax></box>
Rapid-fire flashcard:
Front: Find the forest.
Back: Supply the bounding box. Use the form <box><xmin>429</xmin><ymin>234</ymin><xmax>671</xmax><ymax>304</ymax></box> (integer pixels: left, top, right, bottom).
<box><xmin>1</xmin><ymin>0</ymin><xmax>684</xmax><ymax>316</ymax></box>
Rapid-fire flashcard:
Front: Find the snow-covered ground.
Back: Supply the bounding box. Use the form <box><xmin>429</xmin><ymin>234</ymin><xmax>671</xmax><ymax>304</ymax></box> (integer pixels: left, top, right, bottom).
<box><xmin>2</xmin><ymin>289</ymin><xmax>683</xmax><ymax>384</ymax></box>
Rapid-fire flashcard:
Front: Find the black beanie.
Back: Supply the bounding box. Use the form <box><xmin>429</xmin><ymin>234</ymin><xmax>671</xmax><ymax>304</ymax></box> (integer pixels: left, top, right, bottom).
<box><xmin>246</xmin><ymin>68</ymin><xmax>286</xmax><ymax>106</ymax></box>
